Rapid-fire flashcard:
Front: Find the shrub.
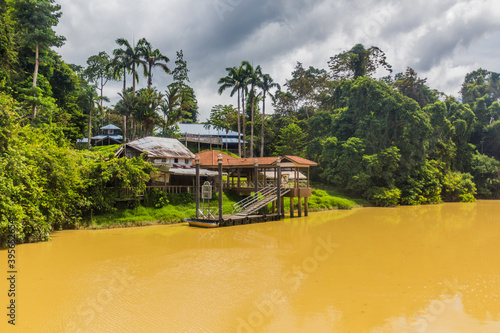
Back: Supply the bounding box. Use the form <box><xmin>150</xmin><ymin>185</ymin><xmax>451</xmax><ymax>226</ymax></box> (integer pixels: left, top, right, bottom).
<box><xmin>442</xmin><ymin>171</ymin><xmax>477</xmax><ymax>202</ymax></box>
<box><xmin>365</xmin><ymin>187</ymin><xmax>401</xmax><ymax>207</ymax></box>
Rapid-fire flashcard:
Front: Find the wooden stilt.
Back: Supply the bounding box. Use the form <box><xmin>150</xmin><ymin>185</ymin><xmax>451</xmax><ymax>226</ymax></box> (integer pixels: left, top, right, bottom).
<box><xmin>298</xmin><ymin>196</ymin><xmax>302</xmax><ymax>217</ymax></box>
<box><xmin>290</xmin><ymin>196</ymin><xmax>294</xmax><ymax>218</ymax></box>
<box><xmin>304</xmin><ymin>197</ymin><xmax>308</xmax><ymax>217</ymax></box>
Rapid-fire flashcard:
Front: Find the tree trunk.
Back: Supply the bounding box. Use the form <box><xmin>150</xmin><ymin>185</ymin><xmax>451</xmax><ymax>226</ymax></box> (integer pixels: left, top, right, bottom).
<box><xmin>100</xmin><ymin>76</ymin><xmax>104</xmax><ymax>125</ymax></box>
<box><xmin>250</xmin><ymin>89</ymin><xmax>254</xmax><ymax>158</ymax></box>
<box><xmin>122</xmin><ymin>115</ymin><xmax>127</xmax><ymax>143</ymax></box>
<box><xmin>237</xmin><ymin>89</ymin><xmax>241</xmax><ymax>157</ymax></box>
<box><xmin>242</xmin><ymin>89</ymin><xmax>246</xmax><ymax>158</ymax></box>
<box><xmin>32</xmin><ymin>43</ymin><xmax>39</xmax><ymax>121</ymax></box>
<box><xmin>148</xmin><ymin>64</ymin><xmax>152</xmax><ymax>89</ymax></box>
<box><xmin>260</xmin><ymin>92</ymin><xmax>266</xmax><ymax>157</ymax></box>
<box><xmin>88</xmin><ymin>106</ymin><xmax>92</xmax><ymax>148</ymax></box>
<box><xmin>132</xmin><ymin>63</ymin><xmax>136</xmax><ymax>95</ymax></box>
<box><xmin>123</xmin><ymin>66</ymin><xmax>127</xmax><ymax>91</ymax></box>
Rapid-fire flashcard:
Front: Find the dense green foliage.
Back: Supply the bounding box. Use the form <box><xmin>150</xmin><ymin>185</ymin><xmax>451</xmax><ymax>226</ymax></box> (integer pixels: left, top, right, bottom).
<box><xmin>214</xmin><ymin>47</ymin><xmax>500</xmax><ymax>206</ymax></box>
<box><xmin>0</xmin><ymin>92</ymin><xmax>153</xmax><ymax>245</ymax></box>
<box><xmin>1</xmin><ymin>1</ymin><xmax>499</xmax><ymax>245</ymax></box>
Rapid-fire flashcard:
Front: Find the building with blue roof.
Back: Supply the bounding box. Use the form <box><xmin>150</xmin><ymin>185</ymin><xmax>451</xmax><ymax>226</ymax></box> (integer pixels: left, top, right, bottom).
<box><xmin>177</xmin><ymin>123</ymin><xmax>243</xmax><ymax>154</ymax></box>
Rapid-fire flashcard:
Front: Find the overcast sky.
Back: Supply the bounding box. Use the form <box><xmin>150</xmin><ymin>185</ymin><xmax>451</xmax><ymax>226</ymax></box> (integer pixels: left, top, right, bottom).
<box><xmin>54</xmin><ymin>0</ymin><xmax>500</xmax><ymax>121</ymax></box>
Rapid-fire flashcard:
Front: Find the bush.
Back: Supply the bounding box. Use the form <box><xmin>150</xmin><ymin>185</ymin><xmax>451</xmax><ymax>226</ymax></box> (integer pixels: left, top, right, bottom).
<box><xmin>442</xmin><ymin>171</ymin><xmax>477</xmax><ymax>202</ymax></box>
<box><xmin>365</xmin><ymin>187</ymin><xmax>401</xmax><ymax>207</ymax></box>
<box><xmin>144</xmin><ymin>188</ymin><xmax>170</xmax><ymax>208</ymax></box>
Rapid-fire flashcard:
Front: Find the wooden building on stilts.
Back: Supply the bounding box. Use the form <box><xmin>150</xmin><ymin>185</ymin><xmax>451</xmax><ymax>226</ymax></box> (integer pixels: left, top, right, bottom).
<box><xmin>186</xmin><ymin>150</ymin><xmax>318</xmax><ymax>228</ymax></box>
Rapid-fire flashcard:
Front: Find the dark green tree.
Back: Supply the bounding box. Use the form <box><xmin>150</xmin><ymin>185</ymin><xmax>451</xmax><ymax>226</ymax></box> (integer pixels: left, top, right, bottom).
<box><xmin>217</xmin><ymin>65</ymin><xmax>245</xmax><ymax>157</ymax></box>
<box><xmin>257</xmin><ymin>72</ymin><xmax>280</xmax><ymax>157</ymax></box>
<box><xmin>393</xmin><ymin>67</ymin><xmax>438</xmax><ymax>108</ymax></box>
<box><xmin>328</xmin><ymin>44</ymin><xmax>392</xmax><ymax>81</ymax></box>
<box><xmin>112</xmin><ymin>38</ymin><xmax>146</xmax><ymax>94</ymax></box>
<box><xmin>13</xmin><ymin>0</ymin><xmax>65</xmax><ymax>119</ymax></box>
<box><xmin>139</xmin><ymin>40</ymin><xmax>170</xmax><ymax>89</ymax></box>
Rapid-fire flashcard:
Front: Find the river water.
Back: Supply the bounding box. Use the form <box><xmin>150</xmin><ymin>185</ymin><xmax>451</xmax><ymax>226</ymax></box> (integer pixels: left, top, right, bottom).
<box><xmin>2</xmin><ymin>201</ymin><xmax>500</xmax><ymax>332</ymax></box>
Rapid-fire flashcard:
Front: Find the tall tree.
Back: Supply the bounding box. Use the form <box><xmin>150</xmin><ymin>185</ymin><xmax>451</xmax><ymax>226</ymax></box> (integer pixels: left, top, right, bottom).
<box><xmin>328</xmin><ymin>44</ymin><xmax>392</xmax><ymax>81</ymax></box>
<box><xmin>139</xmin><ymin>40</ymin><xmax>170</xmax><ymax>89</ymax></box>
<box><xmin>392</xmin><ymin>67</ymin><xmax>438</xmax><ymax>108</ymax></box>
<box><xmin>258</xmin><ymin>72</ymin><xmax>280</xmax><ymax>157</ymax></box>
<box><xmin>217</xmin><ymin>65</ymin><xmax>245</xmax><ymax>157</ymax></box>
<box><xmin>0</xmin><ymin>0</ymin><xmax>17</xmax><ymax>72</ymax></box>
<box><xmin>169</xmin><ymin>50</ymin><xmax>198</xmax><ymax>123</ymax></box>
<box><xmin>112</xmin><ymin>37</ymin><xmax>146</xmax><ymax>94</ymax></box>
<box><xmin>161</xmin><ymin>85</ymin><xmax>183</xmax><ymax>135</ymax></box>
<box><xmin>83</xmin><ymin>51</ymin><xmax>113</xmax><ymax>123</ymax></box>
<box><xmin>241</xmin><ymin>61</ymin><xmax>261</xmax><ymax>157</ymax></box>
<box><xmin>13</xmin><ymin>0</ymin><xmax>65</xmax><ymax>120</ymax></box>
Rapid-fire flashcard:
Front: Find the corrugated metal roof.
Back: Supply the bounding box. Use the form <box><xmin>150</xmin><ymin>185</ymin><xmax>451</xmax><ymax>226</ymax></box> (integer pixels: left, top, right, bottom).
<box><xmin>92</xmin><ymin>135</ymin><xmax>123</xmax><ymax>140</ymax></box>
<box><xmin>178</xmin><ymin>123</ymin><xmax>240</xmax><ymax>137</ymax></box>
<box><xmin>168</xmin><ymin>168</ymin><xmax>219</xmax><ymax>177</ymax></box>
<box><xmin>101</xmin><ymin>124</ymin><xmax>121</xmax><ymax>130</ymax></box>
<box><xmin>126</xmin><ymin>137</ymin><xmax>195</xmax><ymax>158</ymax></box>
<box><xmin>261</xmin><ymin>171</ymin><xmax>306</xmax><ymax>179</ymax></box>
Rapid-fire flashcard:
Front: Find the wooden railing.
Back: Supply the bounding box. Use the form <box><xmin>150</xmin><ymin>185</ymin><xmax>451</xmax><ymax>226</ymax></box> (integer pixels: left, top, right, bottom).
<box><xmin>224</xmin><ymin>179</ymin><xmax>308</xmax><ymax>189</ymax></box>
<box><xmin>146</xmin><ymin>185</ymin><xmax>195</xmax><ymax>194</ymax></box>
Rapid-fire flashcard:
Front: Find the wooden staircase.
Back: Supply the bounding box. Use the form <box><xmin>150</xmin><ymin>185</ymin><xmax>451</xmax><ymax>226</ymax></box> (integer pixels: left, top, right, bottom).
<box><xmin>232</xmin><ymin>184</ymin><xmax>290</xmax><ymax>216</ymax></box>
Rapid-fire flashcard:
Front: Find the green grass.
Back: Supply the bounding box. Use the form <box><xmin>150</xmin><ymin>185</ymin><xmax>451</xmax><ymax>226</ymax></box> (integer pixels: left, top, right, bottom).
<box><xmin>92</xmin><ymin>144</ymin><xmax>121</xmax><ymax>155</ymax></box>
<box><xmin>199</xmin><ymin>148</ymin><xmax>239</xmax><ymax>158</ymax></box>
<box><xmin>85</xmin><ymin>185</ymin><xmax>361</xmax><ymax>229</ymax></box>
<box><xmin>85</xmin><ymin>192</ymin><xmax>243</xmax><ymax>228</ymax></box>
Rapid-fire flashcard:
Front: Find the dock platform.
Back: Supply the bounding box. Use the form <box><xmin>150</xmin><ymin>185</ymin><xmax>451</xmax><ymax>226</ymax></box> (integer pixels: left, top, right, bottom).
<box><xmin>186</xmin><ymin>213</ymin><xmax>282</xmax><ymax>228</ymax></box>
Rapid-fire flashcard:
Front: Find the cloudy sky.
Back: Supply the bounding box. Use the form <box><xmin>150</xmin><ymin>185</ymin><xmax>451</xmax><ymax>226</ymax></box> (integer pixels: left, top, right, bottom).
<box><xmin>54</xmin><ymin>0</ymin><xmax>500</xmax><ymax>121</ymax></box>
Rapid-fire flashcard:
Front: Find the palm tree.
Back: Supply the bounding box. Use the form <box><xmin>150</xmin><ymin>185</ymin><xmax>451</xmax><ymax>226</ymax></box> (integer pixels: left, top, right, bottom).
<box><xmin>115</xmin><ymin>90</ymin><xmax>137</xmax><ymax>143</ymax></box>
<box><xmin>133</xmin><ymin>88</ymin><xmax>163</xmax><ymax>137</ymax></box>
<box><xmin>112</xmin><ymin>38</ymin><xmax>147</xmax><ymax>94</ymax></box>
<box><xmin>242</xmin><ymin>61</ymin><xmax>262</xmax><ymax>158</ymax></box>
<box><xmin>217</xmin><ymin>65</ymin><xmax>245</xmax><ymax>157</ymax></box>
<box><xmin>139</xmin><ymin>40</ymin><xmax>170</xmax><ymax>89</ymax></box>
<box><xmin>258</xmin><ymin>73</ymin><xmax>280</xmax><ymax>157</ymax></box>
<box><xmin>109</xmin><ymin>55</ymin><xmax>129</xmax><ymax>91</ymax></box>
<box><xmin>162</xmin><ymin>86</ymin><xmax>182</xmax><ymax>134</ymax></box>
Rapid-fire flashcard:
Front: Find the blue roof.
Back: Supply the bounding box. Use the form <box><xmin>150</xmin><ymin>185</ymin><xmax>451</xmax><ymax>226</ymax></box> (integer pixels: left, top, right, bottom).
<box><xmin>101</xmin><ymin>124</ymin><xmax>121</xmax><ymax>130</ymax></box>
<box><xmin>92</xmin><ymin>135</ymin><xmax>123</xmax><ymax>140</ymax></box>
<box><xmin>177</xmin><ymin>123</ymin><xmax>240</xmax><ymax>137</ymax></box>
<box><xmin>222</xmin><ymin>138</ymin><xmax>244</xmax><ymax>144</ymax></box>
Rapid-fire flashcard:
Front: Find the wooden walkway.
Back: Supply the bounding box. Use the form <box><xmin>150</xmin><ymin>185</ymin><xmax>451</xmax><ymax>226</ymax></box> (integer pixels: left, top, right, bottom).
<box><xmin>186</xmin><ymin>213</ymin><xmax>282</xmax><ymax>228</ymax></box>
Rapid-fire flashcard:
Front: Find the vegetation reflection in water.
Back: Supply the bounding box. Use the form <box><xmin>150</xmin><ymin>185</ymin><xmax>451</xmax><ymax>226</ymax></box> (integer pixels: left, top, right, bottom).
<box><xmin>2</xmin><ymin>201</ymin><xmax>500</xmax><ymax>332</ymax></box>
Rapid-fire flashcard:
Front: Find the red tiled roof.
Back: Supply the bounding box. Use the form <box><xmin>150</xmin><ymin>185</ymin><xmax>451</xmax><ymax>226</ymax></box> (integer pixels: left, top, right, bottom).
<box><xmin>194</xmin><ymin>150</ymin><xmax>237</xmax><ymax>167</ymax></box>
<box><xmin>226</xmin><ymin>157</ymin><xmax>279</xmax><ymax>167</ymax></box>
<box><xmin>193</xmin><ymin>150</ymin><xmax>318</xmax><ymax>168</ymax></box>
<box><xmin>283</xmin><ymin>155</ymin><xmax>318</xmax><ymax>166</ymax></box>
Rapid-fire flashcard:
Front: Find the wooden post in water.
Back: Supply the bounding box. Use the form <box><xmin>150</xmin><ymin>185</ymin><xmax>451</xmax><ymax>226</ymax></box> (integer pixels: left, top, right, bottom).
<box><xmin>254</xmin><ymin>159</ymin><xmax>258</xmax><ymax>196</ymax></box>
<box><xmin>277</xmin><ymin>158</ymin><xmax>281</xmax><ymax>217</ymax></box>
<box><xmin>195</xmin><ymin>156</ymin><xmax>200</xmax><ymax>219</ymax></box>
<box><xmin>298</xmin><ymin>195</ymin><xmax>302</xmax><ymax>217</ymax></box>
<box><xmin>218</xmin><ymin>154</ymin><xmax>223</xmax><ymax>221</ymax></box>
<box><xmin>304</xmin><ymin>197</ymin><xmax>308</xmax><ymax>217</ymax></box>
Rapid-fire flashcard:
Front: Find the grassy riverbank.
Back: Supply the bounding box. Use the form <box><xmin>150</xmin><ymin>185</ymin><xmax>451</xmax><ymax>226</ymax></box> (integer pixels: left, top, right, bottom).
<box><xmin>84</xmin><ymin>188</ymin><xmax>362</xmax><ymax>229</ymax></box>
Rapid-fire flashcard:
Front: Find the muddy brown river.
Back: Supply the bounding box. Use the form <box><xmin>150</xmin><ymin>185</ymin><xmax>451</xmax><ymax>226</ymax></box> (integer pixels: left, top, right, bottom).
<box><xmin>2</xmin><ymin>201</ymin><xmax>500</xmax><ymax>332</ymax></box>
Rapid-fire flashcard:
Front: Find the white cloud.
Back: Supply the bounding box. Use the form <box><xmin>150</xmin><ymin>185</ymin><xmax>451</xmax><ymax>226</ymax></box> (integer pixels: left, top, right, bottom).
<box><xmin>54</xmin><ymin>0</ymin><xmax>500</xmax><ymax>120</ymax></box>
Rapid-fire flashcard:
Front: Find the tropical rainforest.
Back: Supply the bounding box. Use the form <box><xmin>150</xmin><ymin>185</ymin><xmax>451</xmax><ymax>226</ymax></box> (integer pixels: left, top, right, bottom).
<box><xmin>1</xmin><ymin>0</ymin><xmax>499</xmax><ymax>244</ymax></box>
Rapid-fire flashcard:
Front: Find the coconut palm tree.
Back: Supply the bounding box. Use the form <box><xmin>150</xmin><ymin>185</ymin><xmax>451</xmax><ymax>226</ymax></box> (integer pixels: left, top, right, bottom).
<box><xmin>242</xmin><ymin>61</ymin><xmax>262</xmax><ymax>158</ymax></box>
<box><xmin>217</xmin><ymin>65</ymin><xmax>245</xmax><ymax>157</ymax></box>
<box><xmin>139</xmin><ymin>40</ymin><xmax>171</xmax><ymax>89</ymax></box>
<box><xmin>258</xmin><ymin>73</ymin><xmax>280</xmax><ymax>157</ymax></box>
<box><xmin>112</xmin><ymin>37</ymin><xmax>147</xmax><ymax>94</ymax></box>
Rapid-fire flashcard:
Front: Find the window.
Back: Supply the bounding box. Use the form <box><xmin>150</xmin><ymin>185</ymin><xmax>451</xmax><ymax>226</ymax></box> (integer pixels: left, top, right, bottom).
<box><xmin>174</xmin><ymin>158</ymin><xmax>178</xmax><ymax>163</ymax></box>
<box><xmin>185</xmin><ymin>159</ymin><xmax>189</xmax><ymax>164</ymax></box>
